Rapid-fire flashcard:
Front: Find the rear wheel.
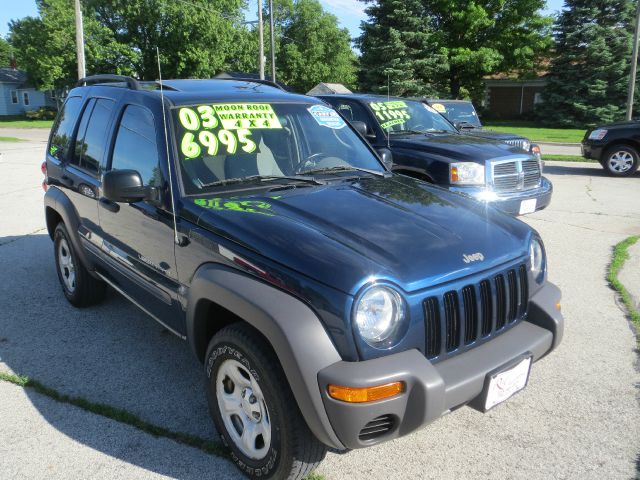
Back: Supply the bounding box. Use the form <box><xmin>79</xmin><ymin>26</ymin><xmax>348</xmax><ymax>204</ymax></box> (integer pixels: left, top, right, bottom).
<box><xmin>603</xmin><ymin>145</ymin><xmax>639</xmax><ymax>176</ymax></box>
<box><xmin>205</xmin><ymin>323</ymin><xmax>327</xmax><ymax>479</ymax></box>
<box><xmin>54</xmin><ymin>223</ymin><xmax>106</xmax><ymax>307</ymax></box>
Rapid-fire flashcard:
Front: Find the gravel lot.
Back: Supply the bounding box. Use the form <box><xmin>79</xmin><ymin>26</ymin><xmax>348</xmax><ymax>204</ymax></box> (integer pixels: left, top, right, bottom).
<box><xmin>0</xmin><ymin>130</ymin><xmax>638</xmax><ymax>480</ymax></box>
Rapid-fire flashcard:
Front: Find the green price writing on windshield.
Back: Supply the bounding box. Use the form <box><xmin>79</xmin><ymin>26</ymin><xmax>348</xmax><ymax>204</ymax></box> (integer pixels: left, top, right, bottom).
<box><xmin>369</xmin><ymin>101</ymin><xmax>411</xmax><ymax>129</ymax></box>
<box><xmin>177</xmin><ymin>103</ymin><xmax>280</xmax><ymax>159</ymax></box>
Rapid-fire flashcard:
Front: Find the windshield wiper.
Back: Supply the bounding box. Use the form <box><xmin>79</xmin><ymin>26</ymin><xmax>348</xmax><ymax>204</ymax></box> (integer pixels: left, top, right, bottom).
<box><xmin>388</xmin><ymin>129</ymin><xmax>426</xmax><ymax>135</ymax></box>
<box><xmin>425</xmin><ymin>129</ymin><xmax>453</xmax><ymax>134</ymax></box>
<box><xmin>200</xmin><ymin>174</ymin><xmax>325</xmax><ymax>188</ymax></box>
<box><xmin>299</xmin><ymin>165</ymin><xmax>387</xmax><ymax>178</ymax></box>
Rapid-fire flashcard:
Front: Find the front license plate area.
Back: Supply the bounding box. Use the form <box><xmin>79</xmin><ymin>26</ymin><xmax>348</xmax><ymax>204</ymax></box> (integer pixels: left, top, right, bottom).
<box><xmin>476</xmin><ymin>354</ymin><xmax>532</xmax><ymax>412</ymax></box>
<box><xmin>519</xmin><ymin>198</ymin><xmax>537</xmax><ymax>215</ymax></box>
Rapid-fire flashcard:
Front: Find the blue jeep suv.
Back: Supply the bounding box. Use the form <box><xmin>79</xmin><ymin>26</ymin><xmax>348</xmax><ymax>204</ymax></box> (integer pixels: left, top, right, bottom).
<box><xmin>43</xmin><ymin>75</ymin><xmax>563</xmax><ymax>480</ymax></box>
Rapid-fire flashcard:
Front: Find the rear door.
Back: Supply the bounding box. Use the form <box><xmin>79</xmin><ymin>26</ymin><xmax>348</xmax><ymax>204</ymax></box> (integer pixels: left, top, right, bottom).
<box><xmin>97</xmin><ymin>103</ymin><xmax>183</xmax><ymax>335</ymax></box>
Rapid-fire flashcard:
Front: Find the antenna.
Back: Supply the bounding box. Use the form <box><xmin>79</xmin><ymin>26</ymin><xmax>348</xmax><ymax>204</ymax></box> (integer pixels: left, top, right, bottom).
<box><xmin>156</xmin><ymin>47</ymin><xmax>182</xmax><ymax>246</ymax></box>
<box><xmin>386</xmin><ymin>72</ymin><xmax>391</xmax><ymax>149</ymax></box>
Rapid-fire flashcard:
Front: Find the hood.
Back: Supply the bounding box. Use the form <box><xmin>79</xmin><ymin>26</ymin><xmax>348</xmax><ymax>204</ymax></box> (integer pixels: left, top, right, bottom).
<box><xmin>592</xmin><ymin>120</ymin><xmax>640</xmax><ymax>130</ymax></box>
<box><xmin>460</xmin><ymin>129</ymin><xmax>524</xmax><ymax>142</ymax></box>
<box><xmin>187</xmin><ymin>175</ymin><xmax>531</xmax><ymax>295</ymax></box>
<box><xmin>389</xmin><ymin>132</ymin><xmax>529</xmax><ymax>164</ymax></box>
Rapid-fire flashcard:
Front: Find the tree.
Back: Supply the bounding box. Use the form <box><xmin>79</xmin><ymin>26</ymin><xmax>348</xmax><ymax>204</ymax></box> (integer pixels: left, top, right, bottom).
<box><xmin>277</xmin><ymin>0</ymin><xmax>358</xmax><ymax>92</ymax></box>
<box><xmin>429</xmin><ymin>0</ymin><xmax>552</xmax><ymax>100</ymax></box>
<box><xmin>358</xmin><ymin>0</ymin><xmax>552</xmax><ymax>100</ymax></box>
<box><xmin>0</xmin><ymin>38</ymin><xmax>12</xmax><ymax>67</ymax></box>
<box><xmin>358</xmin><ymin>0</ymin><xmax>448</xmax><ymax>97</ymax></box>
<box><xmin>540</xmin><ymin>0</ymin><xmax>636</xmax><ymax>127</ymax></box>
<box><xmin>9</xmin><ymin>0</ymin><xmax>137</xmax><ymax>91</ymax></box>
<box><xmin>89</xmin><ymin>0</ymin><xmax>247</xmax><ymax>80</ymax></box>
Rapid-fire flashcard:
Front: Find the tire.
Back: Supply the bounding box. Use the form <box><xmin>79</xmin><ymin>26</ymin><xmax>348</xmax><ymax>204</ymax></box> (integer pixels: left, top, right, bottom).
<box><xmin>603</xmin><ymin>145</ymin><xmax>639</xmax><ymax>177</ymax></box>
<box><xmin>205</xmin><ymin>323</ymin><xmax>327</xmax><ymax>480</ymax></box>
<box><xmin>53</xmin><ymin>222</ymin><xmax>106</xmax><ymax>307</ymax></box>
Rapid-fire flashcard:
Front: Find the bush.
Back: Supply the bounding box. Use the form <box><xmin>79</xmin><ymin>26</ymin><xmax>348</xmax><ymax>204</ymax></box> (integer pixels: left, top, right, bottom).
<box><xmin>25</xmin><ymin>107</ymin><xmax>57</xmax><ymax>120</ymax></box>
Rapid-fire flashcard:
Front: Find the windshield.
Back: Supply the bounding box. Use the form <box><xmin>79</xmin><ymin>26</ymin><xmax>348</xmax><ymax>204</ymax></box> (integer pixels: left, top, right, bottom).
<box><xmin>368</xmin><ymin>99</ymin><xmax>457</xmax><ymax>135</ymax></box>
<box><xmin>430</xmin><ymin>101</ymin><xmax>481</xmax><ymax>128</ymax></box>
<box><xmin>173</xmin><ymin>102</ymin><xmax>384</xmax><ymax>194</ymax></box>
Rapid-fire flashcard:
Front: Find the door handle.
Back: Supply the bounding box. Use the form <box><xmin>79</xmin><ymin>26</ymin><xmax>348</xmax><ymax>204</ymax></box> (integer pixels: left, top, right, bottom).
<box><xmin>60</xmin><ymin>175</ymin><xmax>73</xmax><ymax>187</ymax></box>
<box><xmin>99</xmin><ymin>197</ymin><xmax>120</xmax><ymax>213</ymax></box>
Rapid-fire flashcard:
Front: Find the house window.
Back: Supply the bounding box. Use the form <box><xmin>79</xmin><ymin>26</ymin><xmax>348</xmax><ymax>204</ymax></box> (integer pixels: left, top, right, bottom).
<box><xmin>23</xmin><ymin>92</ymin><xmax>30</xmax><ymax>106</ymax></box>
<box><xmin>534</xmin><ymin>92</ymin><xmax>543</xmax><ymax>105</ymax></box>
<box><xmin>11</xmin><ymin>91</ymin><xmax>18</xmax><ymax>104</ymax></box>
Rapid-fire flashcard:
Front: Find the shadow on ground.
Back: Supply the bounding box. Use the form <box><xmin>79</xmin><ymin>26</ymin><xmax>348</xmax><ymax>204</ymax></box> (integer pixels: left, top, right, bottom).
<box><xmin>0</xmin><ymin>233</ymin><xmax>242</xmax><ymax>479</ymax></box>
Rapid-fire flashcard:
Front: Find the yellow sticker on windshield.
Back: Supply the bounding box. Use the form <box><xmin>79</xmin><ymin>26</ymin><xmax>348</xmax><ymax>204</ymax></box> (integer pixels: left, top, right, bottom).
<box><xmin>211</xmin><ymin>104</ymin><xmax>282</xmax><ymax>130</ymax></box>
<box><xmin>431</xmin><ymin>103</ymin><xmax>446</xmax><ymax>113</ymax></box>
<box><xmin>370</xmin><ymin>101</ymin><xmax>411</xmax><ymax>129</ymax></box>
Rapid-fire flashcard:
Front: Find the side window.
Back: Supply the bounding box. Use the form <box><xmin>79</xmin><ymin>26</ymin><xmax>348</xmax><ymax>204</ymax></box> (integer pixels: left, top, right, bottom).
<box><xmin>10</xmin><ymin>91</ymin><xmax>18</xmax><ymax>104</ymax></box>
<box><xmin>23</xmin><ymin>92</ymin><xmax>30</xmax><ymax>106</ymax></box>
<box><xmin>111</xmin><ymin>105</ymin><xmax>161</xmax><ymax>187</ymax></box>
<box><xmin>48</xmin><ymin>96</ymin><xmax>83</xmax><ymax>161</ymax></box>
<box><xmin>72</xmin><ymin>98</ymin><xmax>115</xmax><ymax>175</ymax></box>
<box><xmin>335</xmin><ymin>101</ymin><xmax>371</xmax><ymax>125</ymax></box>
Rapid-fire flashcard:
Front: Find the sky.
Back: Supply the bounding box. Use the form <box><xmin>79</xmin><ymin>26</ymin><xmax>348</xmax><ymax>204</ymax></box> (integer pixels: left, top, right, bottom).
<box><xmin>0</xmin><ymin>0</ymin><xmax>567</xmax><ymax>40</ymax></box>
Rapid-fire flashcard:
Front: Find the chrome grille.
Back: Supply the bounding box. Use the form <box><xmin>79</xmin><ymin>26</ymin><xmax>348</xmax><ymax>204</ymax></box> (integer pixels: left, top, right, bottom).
<box><xmin>491</xmin><ymin>158</ymin><xmax>541</xmax><ymax>192</ymax></box>
<box><xmin>423</xmin><ymin>263</ymin><xmax>529</xmax><ymax>360</ymax></box>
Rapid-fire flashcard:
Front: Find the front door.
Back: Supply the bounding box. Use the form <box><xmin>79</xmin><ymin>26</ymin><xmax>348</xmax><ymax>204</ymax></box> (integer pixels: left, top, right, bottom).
<box><xmin>98</xmin><ymin>103</ymin><xmax>183</xmax><ymax>335</ymax></box>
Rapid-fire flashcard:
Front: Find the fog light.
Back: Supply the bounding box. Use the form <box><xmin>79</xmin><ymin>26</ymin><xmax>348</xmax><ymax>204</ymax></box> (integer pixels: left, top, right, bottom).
<box><xmin>328</xmin><ymin>382</ymin><xmax>405</xmax><ymax>403</ymax></box>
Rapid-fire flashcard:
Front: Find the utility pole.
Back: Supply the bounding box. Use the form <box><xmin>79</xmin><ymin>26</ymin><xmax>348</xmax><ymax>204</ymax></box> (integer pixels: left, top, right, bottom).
<box><xmin>626</xmin><ymin>0</ymin><xmax>640</xmax><ymax>120</ymax></box>
<box><xmin>257</xmin><ymin>0</ymin><xmax>265</xmax><ymax>80</ymax></box>
<box><xmin>269</xmin><ymin>0</ymin><xmax>276</xmax><ymax>82</ymax></box>
<box><xmin>74</xmin><ymin>0</ymin><xmax>86</xmax><ymax>80</ymax></box>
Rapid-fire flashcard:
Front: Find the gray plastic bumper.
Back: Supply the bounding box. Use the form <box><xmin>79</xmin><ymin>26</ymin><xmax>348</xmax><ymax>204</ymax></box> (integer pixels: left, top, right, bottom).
<box><xmin>317</xmin><ymin>282</ymin><xmax>563</xmax><ymax>450</ymax></box>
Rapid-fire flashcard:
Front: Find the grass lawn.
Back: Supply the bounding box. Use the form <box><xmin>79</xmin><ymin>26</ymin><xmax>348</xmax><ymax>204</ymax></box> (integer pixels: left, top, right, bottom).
<box><xmin>484</xmin><ymin>120</ymin><xmax>586</xmax><ymax>144</ymax></box>
<box><xmin>542</xmin><ymin>154</ymin><xmax>597</xmax><ymax>163</ymax></box>
<box><xmin>0</xmin><ymin>136</ymin><xmax>25</xmax><ymax>142</ymax></box>
<box><xmin>0</xmin><ymin>119</ymin><xmax>54</xmax><ymax>129</ymax></box>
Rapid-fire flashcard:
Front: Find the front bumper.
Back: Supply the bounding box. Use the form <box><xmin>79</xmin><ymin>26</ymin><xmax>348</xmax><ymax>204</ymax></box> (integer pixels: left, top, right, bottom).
<box><xmin>581</xmin><ymin>142</ymin><xmax>604</xmax><ymax>161</ymax></box>
<box><xmin>450</xmin><ymin>176</ymin><xmax>553</xmax><ymax>216</ymax></box>
<box><xmin>317</xmin><ymin>282</ymin><xmax>563</xmax><ymax>450</ymax></box>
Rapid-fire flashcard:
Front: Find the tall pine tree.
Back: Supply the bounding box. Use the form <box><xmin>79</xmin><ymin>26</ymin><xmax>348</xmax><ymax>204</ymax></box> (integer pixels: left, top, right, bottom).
<box><xmin>358</xmin><ymin>0</ymin><xmax>448</xmax><ymax>97</ymax></box>
<box><xmin>541</xmin><ymin>0</ymin><xmax>636</xmax><ymax>127</ymax></box>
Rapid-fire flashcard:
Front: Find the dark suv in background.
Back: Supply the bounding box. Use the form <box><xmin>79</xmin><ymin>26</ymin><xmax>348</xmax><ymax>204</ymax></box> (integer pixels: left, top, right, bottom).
<box><xmin>582</xmin><ymin>122</ymin><xmax>640</xmax><ymax>176</ymax></box>
<box><xmin>317</xmin><ymin>93</ymin><xmax>552</xmax><ymax>216</ymax></box>
<box><xmin>424</xmin><ymin>99</ymin><xmax>541</xmax><ymax>159</ymax></box>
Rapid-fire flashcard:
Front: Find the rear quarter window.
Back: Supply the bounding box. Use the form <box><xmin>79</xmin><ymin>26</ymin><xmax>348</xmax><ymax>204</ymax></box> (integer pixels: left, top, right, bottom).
<box><xmin>49</xmin><ymin>96</ymin><xmax>83</xmax><ymax>161</ymax></box>
<box><xmin>72</xmin><ymin>98</ymin><xmax>115</xmax><ymax>176</ymax></box>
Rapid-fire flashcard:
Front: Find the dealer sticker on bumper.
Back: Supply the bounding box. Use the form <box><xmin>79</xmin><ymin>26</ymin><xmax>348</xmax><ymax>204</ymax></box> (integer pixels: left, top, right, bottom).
<box><xmin>519</xmin><ymin>198</ymin><xmax>537</xmax><ymax>215</ymax></box>
<box><xmin>484</xmin><ymin>355</ymin><xmax>532</xmax><ymax>410</ymax></box>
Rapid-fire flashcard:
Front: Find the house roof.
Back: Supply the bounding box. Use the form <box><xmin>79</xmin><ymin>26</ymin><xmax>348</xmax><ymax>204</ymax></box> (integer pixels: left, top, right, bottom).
<box><xmin>0</xmin><ymin>68</ymin><xmax>28</xmax><ymax>84</ymax></box>
<box><xmin>306</xmin><ymin>83</ymin><xmax>353</xmax><ymax>95</ymax></box>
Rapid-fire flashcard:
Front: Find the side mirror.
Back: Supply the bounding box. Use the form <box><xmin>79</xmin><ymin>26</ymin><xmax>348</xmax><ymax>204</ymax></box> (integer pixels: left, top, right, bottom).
<box><xmin>455</xmin><ymin>121</ymin><xmax>474</xmax><ymax>130</ymax></box>
<box><xmin>376</xmin><ymin>148</ymin><xmax>393</xmax><ymax>170</ymax></box>
<box><xmin>350</xmin><ymin>120</ymin><xmax>369</xmax><ymax>138</ymax></box>
<box><xmin>102</xmin><ymin>169</ymin><xmax>148</xmax><ymax>203</ymax></box>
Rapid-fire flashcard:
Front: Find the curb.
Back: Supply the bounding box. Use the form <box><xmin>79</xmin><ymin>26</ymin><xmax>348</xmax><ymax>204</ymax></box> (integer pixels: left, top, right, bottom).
<box><xmin>537</xmin><ymin>142</ymin><xmax>582</xmax><ymax>147</ymax></box>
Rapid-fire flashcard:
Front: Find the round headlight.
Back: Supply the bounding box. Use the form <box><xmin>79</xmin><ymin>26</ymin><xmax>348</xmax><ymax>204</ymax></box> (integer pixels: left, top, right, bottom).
<box><xmin>530</xmin><ymin>237</ymin><xmax>545</xmax><ymax>282</ymax></box>
<box><xmin>354</xmin><ymin>286</ymin><xmax>406</xmax><ymax>347</ymax></box>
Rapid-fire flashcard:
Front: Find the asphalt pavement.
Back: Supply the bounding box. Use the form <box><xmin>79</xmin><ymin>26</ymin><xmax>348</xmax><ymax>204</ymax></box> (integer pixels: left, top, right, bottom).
<box><xmin>0</xmin><ymin>129</ymin><xmax>638</xmax><ymax>480</ymax></box>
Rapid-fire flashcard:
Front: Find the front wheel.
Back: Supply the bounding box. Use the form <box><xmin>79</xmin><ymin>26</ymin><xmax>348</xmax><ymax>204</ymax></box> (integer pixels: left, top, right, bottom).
<box><xmin>603</xmin><ymin>145</ymin><xmax>639</xmax><ymax>176</ymax></box>
<box><xmin>205</xmin><ymin>324</ymin><xmax>327</xmax><ymax>480</ymax></box>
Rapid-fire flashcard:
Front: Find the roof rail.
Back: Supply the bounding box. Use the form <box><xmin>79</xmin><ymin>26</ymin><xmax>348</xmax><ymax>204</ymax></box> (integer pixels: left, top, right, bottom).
<box><xmin>77</xmin><ymin>74</ymin><xmax>141</xmax><ymax>90</ymax></box>
<box><xmin>215</xmin><ymin>77</ymin><xmax>286</xmax><ymax>91</ymax></box>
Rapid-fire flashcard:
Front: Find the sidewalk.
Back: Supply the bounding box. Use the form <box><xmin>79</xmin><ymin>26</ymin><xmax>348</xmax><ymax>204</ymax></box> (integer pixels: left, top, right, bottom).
<box><xmin>619</xmin><ymin>240</ymin><xmax>640</xmax><ymax>311</ymax></box>
<box><xmin>538</xmin><ymin>142</ymin><xmax>581</xmax><ymax>156</ymax></box>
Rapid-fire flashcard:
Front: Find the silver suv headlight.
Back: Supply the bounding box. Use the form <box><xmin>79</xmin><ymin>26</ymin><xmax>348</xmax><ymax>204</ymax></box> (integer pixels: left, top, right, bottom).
<box><xmin>521</xmin><ymin>140</ymin><xmax>531</xmax><ymax>152</ymax></box>
<box><xmin>530</xmin><ymin>237</ymin><xmax>546</xmax><ymax>283</ymax></box>
<box><xmin>450</xmin><ymin>162</ymin><xmax>485</xmax><ymax>185</ymax></box>
<box><xmin>354</xmin><ymin>285</ymin><xmax>406</xmax><ymax>348</ymax></box>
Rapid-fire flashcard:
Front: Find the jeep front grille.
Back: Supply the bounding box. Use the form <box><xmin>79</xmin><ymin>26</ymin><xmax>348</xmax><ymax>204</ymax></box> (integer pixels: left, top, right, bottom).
<box><xmin>423</xmin><ymin>264</ymin><xmax>529</xmax><ymax>359</ymax></box>
<box><xmin>491</xmin><ymin>159</ymin><xmax>541</xmax><ymax>192</ymax></box>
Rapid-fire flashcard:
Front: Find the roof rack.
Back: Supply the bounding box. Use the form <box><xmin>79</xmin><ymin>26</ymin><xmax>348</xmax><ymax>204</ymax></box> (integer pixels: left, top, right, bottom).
<box><xmin>214</xmin><ymin>77</ymin><xmax>286</xmax><ymax>91</ymax></box>
<box><xmin>77</xmin><ymin>74</ymin><xmax>141</xmax><ymax>90</ymax></box>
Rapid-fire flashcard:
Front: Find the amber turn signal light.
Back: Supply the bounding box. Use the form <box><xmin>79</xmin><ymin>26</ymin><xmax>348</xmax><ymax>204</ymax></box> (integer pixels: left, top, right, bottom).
<box><xmin>555</xmin><ymin>302</ymin><xmax>561</xmax><ymax>311</ymax></box>
<box><xmin>327</xmin><ymin>382</ymin><xmax>405</xmax><ymax>403</ymax></box>
<box><xmin>450</xmin><ymin>166</ymin><xmax>459</xmax><ymax>183</ymax></box>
